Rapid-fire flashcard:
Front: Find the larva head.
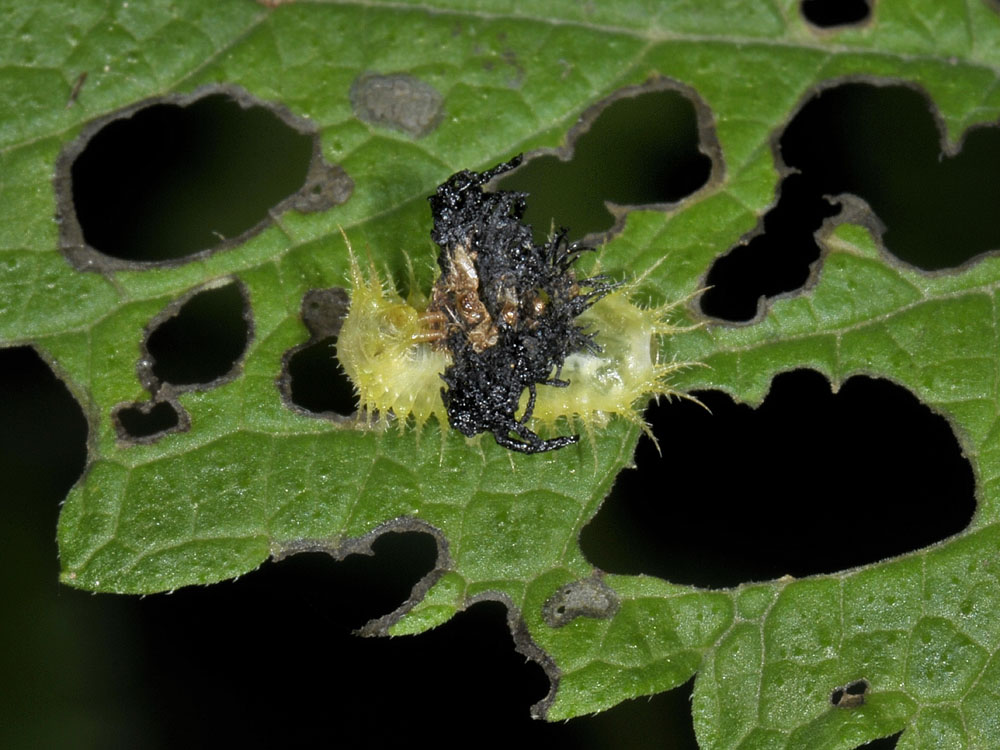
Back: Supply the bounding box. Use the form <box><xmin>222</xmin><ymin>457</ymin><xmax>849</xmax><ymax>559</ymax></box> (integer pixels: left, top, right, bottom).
<box><xmin>336</xmin><ymin>251</ymin><xmax>450</xmax><ymax>428</ymax></box>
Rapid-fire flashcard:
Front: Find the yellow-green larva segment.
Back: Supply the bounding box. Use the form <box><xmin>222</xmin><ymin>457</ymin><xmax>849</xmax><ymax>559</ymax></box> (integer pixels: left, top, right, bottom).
<box><xmin>337</xmin><ymin>248</ymin><xmax>695</xmax><ymax>443</ymax></box>
<box><xmin>525</xmin><ymin>284</ymin><xmax>691</xmax><ymax>439</ymax></box>
<box><xmin>336</xmin><ymin>252</ymin><xmax>450</xmax><ymax>428</ymax></box>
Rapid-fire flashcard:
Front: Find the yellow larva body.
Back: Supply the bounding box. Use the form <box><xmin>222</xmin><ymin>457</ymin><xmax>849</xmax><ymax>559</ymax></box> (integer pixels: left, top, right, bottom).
<box><xmin>337</xmin><ymin>249</ymin><xmax>693</xmax><ymax>441</ymax></box>
<box><xmin>524</xmin><ymin>286</ymin><xmax>691</xmax><ymax>439</ymax></box>
<box><xmin>336</xmin><ymin>252</ymin><xmax>450</xmax><ymax>428</ymax></box>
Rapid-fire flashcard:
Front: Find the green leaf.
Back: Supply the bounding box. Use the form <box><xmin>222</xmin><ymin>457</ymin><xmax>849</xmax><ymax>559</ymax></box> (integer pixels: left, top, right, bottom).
<box><xmin>5</xmin><ymin>0</ymin><xmax>1000</xmax><ymax>745</ymax></box>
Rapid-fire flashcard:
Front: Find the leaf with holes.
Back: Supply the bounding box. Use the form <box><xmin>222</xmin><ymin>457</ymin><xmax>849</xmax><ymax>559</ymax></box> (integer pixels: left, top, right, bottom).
<box><xmin>5</xmin><ymin>0</ymin><xmax>1000</xmax><ymax>746</ymax></box>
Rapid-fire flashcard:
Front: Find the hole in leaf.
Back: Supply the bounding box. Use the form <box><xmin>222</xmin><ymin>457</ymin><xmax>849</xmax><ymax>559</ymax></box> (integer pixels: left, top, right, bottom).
<box><xmin>783</xmin><ymin>82</ymin><xmax>1000</xmax><ymax>271</ymax></box>
<box><xmin>284</xmin><ymin>336</ymin><xmax>357</xmax><ymax>417</ymax></box>
<box><xmin>112</xmin><ymin>399</ymin><xmax>186</xmax><ymax>442</ymax></box>
<box><xmin>143</xmin><ymin>282</ymin><xmax>251</xmax><ymax>388</ymax></box>
<box><xmin>581</xmin><ymin>370</ymin><xmax>975</xmax><ymax>588</ymax></box>
<box><xmin>856</xmin><ymin>733</ymin><xmax>902</xmax><ymax>749</ymax></box>
<box><xmin>802</xmin><ymin>0</ymin><xmax>871</xmax><ymax>27</ymax></box>
<box><xmin>831</xmin><ymin>678</ymin><xmax>869</xmax><ymax>708</ymax></box>
<box><xmin>700</xmin><ymin>173</ymin><xmax>840</xmax><ymax>320</ymax></box>
<box><xmin>274</xmin><ymin>531</ymin><xmax>440</xmax><ymax>632</ymax></box>
<box><xmin>278</xmin><ymin>286</ymin><xmax>355</xmax><ymax>419</ymax></box>
<box><xmin>496</xmin><ymin>80</ymin><xmax>718</xmax><ymax>241</ymax></box>
<box><xmin>0</xmin><ymin>347</ymin><xmax>88</xmax><ymax>506</ymax></box>
<box><xmin>702</xmin><ymin>81</ymin><xmax>1000</xmax><ymax>321</ymax></box>
<box><xmin>57</xmin><ymin>85</ymin><xmax>351</xmax><ymax>270</ymax></box>
<box><xmin>71</xmin><ymin>94</ymin><xmax>309</xmax><ymax>260</ymax></box>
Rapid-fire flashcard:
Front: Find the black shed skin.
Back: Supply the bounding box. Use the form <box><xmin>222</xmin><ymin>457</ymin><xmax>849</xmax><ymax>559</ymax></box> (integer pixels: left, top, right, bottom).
<box><xmin>428</xmin><ymin>156</ymin><xmax>616</xmax><ymax>454</ymax></box>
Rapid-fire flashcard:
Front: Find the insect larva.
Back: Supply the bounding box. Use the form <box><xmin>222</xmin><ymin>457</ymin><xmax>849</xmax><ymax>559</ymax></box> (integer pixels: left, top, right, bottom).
<box><xmin>336</xmin><ymin>156</ymin><xmax>697</xmax><ymax>453</ymax></box>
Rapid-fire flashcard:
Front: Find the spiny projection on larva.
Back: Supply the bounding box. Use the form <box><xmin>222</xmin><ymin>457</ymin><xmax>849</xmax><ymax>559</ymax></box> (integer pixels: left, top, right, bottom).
<box><xmin>336</xmin><ymin>155</ymin><xmax>697</xmax><ymax>454</ymax></box>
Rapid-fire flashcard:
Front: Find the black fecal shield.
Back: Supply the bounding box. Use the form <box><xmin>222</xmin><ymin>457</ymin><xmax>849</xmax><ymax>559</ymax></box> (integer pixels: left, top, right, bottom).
<box><xmin>428</xmin><ymin>156</ymin><xmax>616</xmax><ymax>454</ymax></box>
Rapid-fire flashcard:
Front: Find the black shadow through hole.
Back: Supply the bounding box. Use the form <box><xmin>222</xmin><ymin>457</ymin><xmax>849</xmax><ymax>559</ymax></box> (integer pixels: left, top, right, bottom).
<box><xmin>70</xmin><ymin>93</ymin><xmax>313</xmax><ymax>262</ymax></box>
<box><xmin>581</xmin><ymin>370</ymin><xmax>975</xmax><ymax>588</ymax></box>
<box><xmin>702</xmin><ymin>81</ymin><xmax>1000</xmax><ymax>322</ymax></box>
<box><xmin>0</xmin><ymin>347</ymin><xmax>88</xmax><ymax>509</ymax></box>
<box><xmin>114</xmin><ymin>400</ymin><xmax>182</xmax><ymax>440</ymax></box>
<box><xmin>285</xmin><ymin>336</ymin><xmax>357</xmax><ymax>416</ymax></box>
<box><xmin>857</xmin><ymin>734</ymin><xmax>902</xmax><ymax>750</ymax></box>
<box><xmin>145</xmin><ymin>283</ymin><xmax>250</xmax><ymax>387</ymax></box>
<box><xmin>700</xmin><ymin>172</ymin><xmax>839</xmax><ymax>320</ymax></box>
<box><xmin>801</xmin><ymin>0</ymin><xmax>871</xmax><ymax>27</ymax></box>
<box><xmin>783</xmin><ymin>82</ymin><xmax>1000</xmax><ymax>271</ymax></box>
<box><xmin>272</xmin><ymin>531</ymin><xmax>440</xmax><ymax>632</ymax></box>
<box><xmin>497</xmin><ymin>85</ymin><xmax>714</xmax><ymax>241</ymax></box>
<box><xmin>131</xmin><ymin>544</ymin><xmax>565</xmax><ymax>747</ymax></box>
